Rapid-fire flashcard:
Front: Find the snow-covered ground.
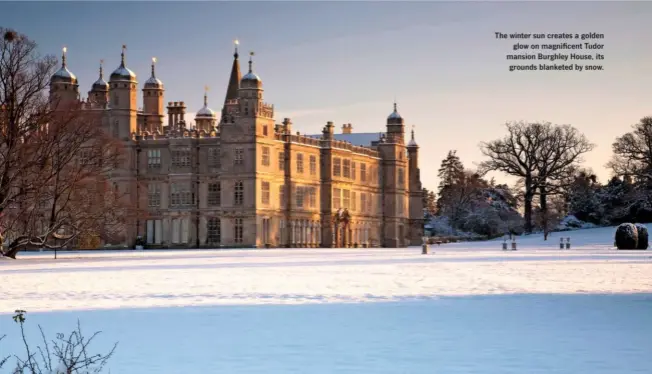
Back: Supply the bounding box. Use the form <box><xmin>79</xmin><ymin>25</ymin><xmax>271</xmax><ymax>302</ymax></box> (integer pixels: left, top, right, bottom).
<box><xmin>1</xmin><ymin>225</ymin><xmax>651</xmax><ymax>373</ymax></box>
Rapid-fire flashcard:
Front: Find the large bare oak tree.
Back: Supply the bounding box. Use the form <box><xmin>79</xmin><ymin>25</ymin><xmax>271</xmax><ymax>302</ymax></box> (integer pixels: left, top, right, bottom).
<box><xmin>480</xmin><ymin>121</ymin><xmax>593</xmax><ymax>235</ymax></box>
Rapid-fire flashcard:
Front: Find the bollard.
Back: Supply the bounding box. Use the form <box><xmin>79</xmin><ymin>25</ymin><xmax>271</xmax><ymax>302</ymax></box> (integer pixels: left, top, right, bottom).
<box><xmin>565</xmin><ymin>237</ymin><xmax>571</xmax><ymax>249</ymax></box>
<box><xmin>560</xmin><ymin>237</ymin><xmax>564</xmax><ymax>249</ymax></box>
<box><xmin>502</xmin><ymin>238</ymin><xmax>508</xmax><ymax>251</ymax></box>
<box><xmin>422</xmin><ymin>236</ymin><xmax>429</xmax><ymax>255</ymax></box>
<box><xmin>511</xmin><ymin>237</ymin><xmax>517</xmax><ymax>251</ymax></box>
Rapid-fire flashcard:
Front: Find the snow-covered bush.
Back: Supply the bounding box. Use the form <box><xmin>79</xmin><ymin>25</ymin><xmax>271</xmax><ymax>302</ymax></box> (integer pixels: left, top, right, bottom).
<box><xmin>615</xmin><ymin>223</ymin><xmax>638</xmax><ymax>250</ymax></box>
<box><xmin>635</xmin><ymin>224</ymin><xmax>649</xmax><ymax>249</ymax></box>
<box><xmin>557</xmin><ymin>215</ymin><xmax>598</xmax><ymax>231</ymax></box>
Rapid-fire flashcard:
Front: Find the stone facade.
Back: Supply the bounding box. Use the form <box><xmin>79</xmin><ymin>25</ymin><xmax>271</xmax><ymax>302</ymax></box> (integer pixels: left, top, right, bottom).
<box><xmin>49</xmin><ymin>45</ymin><xmax>424</xmax><ymax>248</ymax></box>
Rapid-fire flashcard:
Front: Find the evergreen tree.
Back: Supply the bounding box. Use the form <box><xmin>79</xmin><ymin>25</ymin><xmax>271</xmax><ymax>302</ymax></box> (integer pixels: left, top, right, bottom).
<box><xmin>436</xmin><ymin>151</ymin><xmax>465</xmax><ymax>213</ymax></box>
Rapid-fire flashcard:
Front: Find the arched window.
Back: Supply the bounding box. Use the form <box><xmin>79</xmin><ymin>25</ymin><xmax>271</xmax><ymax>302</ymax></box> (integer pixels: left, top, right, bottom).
<box><xmin>234</xmin><ymin>181</ymin><xmax>244</xmax><ymax>205</ymax></box>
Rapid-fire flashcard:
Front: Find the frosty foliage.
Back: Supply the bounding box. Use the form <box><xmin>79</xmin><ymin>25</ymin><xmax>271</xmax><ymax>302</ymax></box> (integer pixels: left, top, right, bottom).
<box><xmin>615</xmin><ymin>223</ymin><xmax>638</xmax><ymax>250</ymax></box>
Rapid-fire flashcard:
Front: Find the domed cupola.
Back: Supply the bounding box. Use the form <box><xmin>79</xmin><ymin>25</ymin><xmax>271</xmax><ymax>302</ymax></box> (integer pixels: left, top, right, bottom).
<box><xmin>144</xmin><ymin>57</ymin><xmax>163</xmax><ymax>89</ymax></box>
<box><xmin>387</xmin><ymin>102</ymin><xmax>404</xmax><ymax>124</ymax></box>
<box><xmin>240</xmin><ymin>51</ymin><xmax>262</xmax><ymax>89</ymax></box>
<box><xmin>50</xmin><ymin>47</ymin><xmax>78</xmax><ymax>85</ymax></box>
<box><xmin>91</xmin><ymin>60</ymin><xmax>108</xmax><ymax>91</ymax></box>
<box><xmin>196</xmin><ymin>87</ymin><xmax>216</xmax><ymax>119</ymax></box>
<box><xmin>110</xmin><ymin>45</ymin><xmax>137</xmax><ymax>82</ymax></box>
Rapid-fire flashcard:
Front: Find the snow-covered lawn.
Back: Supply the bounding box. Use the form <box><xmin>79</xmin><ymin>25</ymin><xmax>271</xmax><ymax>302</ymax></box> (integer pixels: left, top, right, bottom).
<box><xmin>1</xmin><ymin>225</ymin><xmax>651</xmax><ymax>373</ymax></box>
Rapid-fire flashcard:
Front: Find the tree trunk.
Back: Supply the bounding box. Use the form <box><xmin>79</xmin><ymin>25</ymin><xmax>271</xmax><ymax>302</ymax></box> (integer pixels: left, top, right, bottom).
<box><xmin>540</xmin><ymin>185</ymin><xmax>549</xmax><ymax>240</ymax></box>
<box><xmin>523</xmin><ymin>176</ymin><xmax>534</xmax><ymax>234</ymax></box>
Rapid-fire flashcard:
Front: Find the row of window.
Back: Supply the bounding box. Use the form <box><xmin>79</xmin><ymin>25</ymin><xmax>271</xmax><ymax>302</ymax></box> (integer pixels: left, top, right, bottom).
<box><xmin>145</xmin><ymin>217</ymin><xmax>243</xmax><ymax>245</ymax></box>
<box><xmin>146</xmin><ymin>148</ymin><xmax>400</xmax><ymax>188</ymax></box>
<box><xmin>148</xmin><ymin>182</ymin><xmax>243</xmax><ymax>208</ymax></box>
<box><xmin>148</xmin><ymin>182</ymin><xmax>383</xmax><ymax>213</ymax></box>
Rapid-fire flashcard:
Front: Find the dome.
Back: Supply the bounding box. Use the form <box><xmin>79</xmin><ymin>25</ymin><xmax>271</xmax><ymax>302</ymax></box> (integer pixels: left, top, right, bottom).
<box><xmin>196</xmin><ymin>106</ymin><xmax>216</xmax><ymax>118</ymax></box>
<box><xmin>240</xmin><ymin>52</ymin><xmax>262</xmax><ymax>87</ymax></box>
<box><xmin>91</xmin><ymin>61</ymin><xmax>108</xmax><ymax>91</ymax></box>
<box><xmin>110</xmin><ymin>65</ymin><xmax>136</xmax><ymax>82</ymax></box>
<box><xmin>144</xmin><ymin>58</ymin><xmax>163</xmax><ymax>89</ymax></box>
<box><xmin>92</xmin><ymin>77</ymin><xmax>108</xmax><ymax>90</ymax></box>
<box><xmin>195</xmin><ymin>92</ymin><xmax>216</xmax><ymax>118</ymax></box>
<box><xmin>50</xmin><ymin>48</ymin><xmax>77</xmax><ymax>85</ymax></box>
<box><xmin>110</xmin><ymin>46</ymin><xmax>137</xmax><ymax>82</ymax></box>
<box><xmin>241</xmin><ymin>71</ymin><xmax>261</xmax><ymax>83</ymax></box>
<box><xmin>144</xmin><ymin>76</ymin><xmax>163</xmax><ymax>89</ymax></box>
<box><xmin>51</xmin><ymin>66</ymin><xmax>77</xmax><ymax>84</ymax></box>
<box><xmin>407</xmin><ymin>136</ymin><xmax>418</xmax><ymax>147</ymax></box>
<box><xmin>387</xmin><ymin>102</ymin><xmax>402</xmax><ymax>121</ymax></box>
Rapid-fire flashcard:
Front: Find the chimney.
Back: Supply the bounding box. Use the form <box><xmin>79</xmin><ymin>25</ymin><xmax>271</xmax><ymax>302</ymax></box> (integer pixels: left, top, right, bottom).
<box><xmin>342</xmin><ymin>123</ymin><xmax>353</xmax><ymax>134</ymax></box>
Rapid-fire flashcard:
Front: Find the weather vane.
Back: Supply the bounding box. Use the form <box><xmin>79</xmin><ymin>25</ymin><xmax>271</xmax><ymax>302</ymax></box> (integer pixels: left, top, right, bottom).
<box><xmin>62</xmin><ymin>46</ymin><xmax>67</xmax><ymax>54</ymax></box>
<box><xmin>250</xmin><ymin>51</ymin><xmax>255</xmax><ymax>56</ymax></box>
<box><xmin>204</xmin><ymin>85</ymin><xmax>209</xmax><ymax>92</ymax></box>
<box><xmin>152</xmin><ymin>57</ymin><xmax>157</xmax><ymax>64</ymax></box>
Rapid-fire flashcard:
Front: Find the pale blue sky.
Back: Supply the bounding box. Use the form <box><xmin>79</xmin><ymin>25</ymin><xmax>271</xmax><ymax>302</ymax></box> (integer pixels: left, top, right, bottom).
<box><xmin>2</xmin><ymin>1</ymin><xmax>652</xmax><ymax>190</ymax></box>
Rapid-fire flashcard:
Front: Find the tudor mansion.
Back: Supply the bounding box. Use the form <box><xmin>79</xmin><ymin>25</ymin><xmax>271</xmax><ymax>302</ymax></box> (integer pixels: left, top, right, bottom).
<box><xmin>47</xmin><ymin>44</ymin><xmax>424</xmax><ymax>248</ymax></box>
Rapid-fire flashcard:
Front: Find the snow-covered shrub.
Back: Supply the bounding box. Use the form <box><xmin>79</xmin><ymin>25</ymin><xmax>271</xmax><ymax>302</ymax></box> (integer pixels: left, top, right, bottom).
<box><xmin>557</xmin><ymin>215</ymin><xmax>598</xmax><ymax>231</ymax></box>
<box><xmin>635</xmin><ymin>224</ymin><xmax>648</xmax><ymax>249</ymax></box>
<box><xmin>615</xmin><ymin>223</ymin><xmax>638</xmax><ymax>250</ymax></box>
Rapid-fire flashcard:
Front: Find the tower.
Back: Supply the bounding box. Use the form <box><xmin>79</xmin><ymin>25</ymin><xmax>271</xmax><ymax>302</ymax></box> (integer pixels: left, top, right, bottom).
<box><xmin>407</xmin><ymin>126</ymin><xmax>424</xmax><ymax>245</ymax></box>
<box><xmin>237</xmin><ymin>51</ymin><xmax>274</xmax><ymax>138</ymax></box>
<box><xmin>195</xmin><ymin>86</ymin><xmax>217</xmax><ymax>132</ymax></box>
<box><xmin>49</xmin><ymin>46</ymin><xmax>79</xmax><ymax>108</ymax></box>
<box><xmin>221</xmin><ymin>40</ymin><xmax>241</xmax><ymax>124</ymax></box>
<box><xmin>88</xmin><ymin>60</ymin><xmax>108</xmax><ymax>107</ymax></box>
<box><xmin>386</xmin><ymin>102</ymin><xmax>405</xmax><ymax>143</ymax></box>
<box><xmin>142</xmin><ymin>57</ymin><xmax>164</xmax><ymax>132</ymax></box>
<box><xmin>109</xmin><ymin>45</ymin><xmax>138</xmax><ymax>139</ymax></box>
<box><xmin>378</xmin><ymin>102</ymin><xmax>409</xmax><ymax>247</ymax></box>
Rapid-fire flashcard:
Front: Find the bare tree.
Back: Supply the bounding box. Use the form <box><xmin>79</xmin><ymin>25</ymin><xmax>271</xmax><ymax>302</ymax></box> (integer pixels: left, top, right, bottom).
<box><xmin>480</xmin><ymin>121</ymin><xmax>593</xmax><ymax>235</ymax></box>
<box><xmin>8</xmin><ymin>310</ymin><xmax>117</xmax><ymax>373</ymax></box>
<box><xmin>534</xmin><ymin>124</ymin><xmax>594</xmax><ymax>238</ymax></box>
<box><xmin>609</xmin><ymin>116</ymin><xmax>652</xmax><ymax>183</ymax></box>
<box><xmin>0</xmin><ymin>28</ymin><xmax>138</xmax><ymax>258</ymax></box>
<box><xmin>479</xmin><ymin>122</ymin><xmax>545</xmax><ymax>233</ymax></box>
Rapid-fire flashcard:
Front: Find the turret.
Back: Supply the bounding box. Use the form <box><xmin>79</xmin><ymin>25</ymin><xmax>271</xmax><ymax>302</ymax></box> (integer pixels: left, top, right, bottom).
<box><xmin>239</xmin><ymin>51</ymin><xmax>264</xmax><ymax>119</ymax></box>
<box><xmin>50</xmin><ymin>46</ymin><xmax>79</xmax><ymax>107</ymax></box>
<box><xmin>142</xmin><ymin>57</ymin><xmax>164</xmax><ymax>132</ymax></box>
<box><xmin>88</xmin><ymin>60</ymin><xmax>109</xmax><ymax>107</ymax></box>
<box><xmin>406</xmin><ymin>126</ymin><xmax>424</xmax><ymax>245</ymax></box>
<box><xmin>386</xmin><ymin>102</ymin><xmax>405</xmax><ymax>143</ymax></box>
<box><xmin>108</xmin><ymin>45</ymin><xmax>138</xmax><ymax>139</ymax></box>
<box><xmin>195</xmin><ymin>86</ymin><xmax>217</xmax><ymax>132</ymax></box>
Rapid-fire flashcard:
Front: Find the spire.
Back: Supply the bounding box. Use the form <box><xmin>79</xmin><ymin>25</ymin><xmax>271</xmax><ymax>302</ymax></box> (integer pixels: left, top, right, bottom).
<box><xmin>120</xmin><ymin>44</ymin><xmax>126</xmax><ymax>67</ymax></box>
<box><xmin>151</xmin><ymin>57</ymin><xmax>157</xmax><ymax>78</ymax></box>
<box><xmin>224</xmin><ymin>39</ymin><xmax>241</xmax><ymax>102</ymax></box>
<box><xmin>408</xmin><ymin>125</ymin><xmax>418</xmax><ymax>147</ymax></box>
<box><xmin>99</xmin><ymin>59</ymin><xmax>104</xmax><ymax>79</ymax></box>
<box><xmin>204</xmin><ymin>85</ymin><xmax>209</xmax><ymax>107</ymax></box>
<box><xmin>248</xmin><ymin>51</ymin><xmax>254</xmax><ymax>73</ymax></box>
<box><xmin>61</xmin><ymin>46</ymin><xmax>67</xmax><ymax>68</ymax></box>
<box><xmin>393</xmin><ymin>101</ymin><xmax>397</xmax><ymax>113</ymax></box>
